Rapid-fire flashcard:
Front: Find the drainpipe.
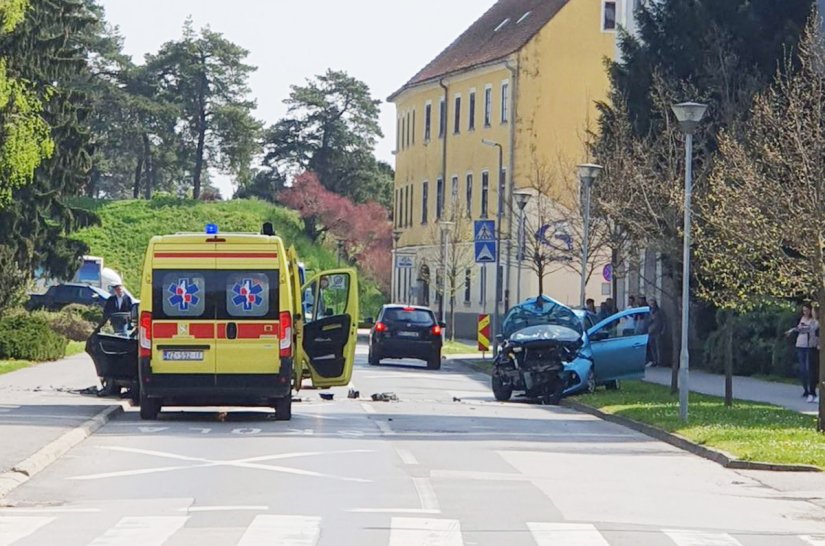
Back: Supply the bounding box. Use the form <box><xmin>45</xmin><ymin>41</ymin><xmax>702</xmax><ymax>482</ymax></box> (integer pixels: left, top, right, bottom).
<box><xmin>439</xmin><ymin>78</ymin><xmax>449</xmax><ymax>327</ymax></box>
<box><xmin>504</xmin><ymin>59</ymin><xmax>519</xmax><ymax>309</ymax></box>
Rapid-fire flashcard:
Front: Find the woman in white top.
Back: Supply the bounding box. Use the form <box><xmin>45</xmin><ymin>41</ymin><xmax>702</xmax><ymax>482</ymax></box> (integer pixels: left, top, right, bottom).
<box><xmin>787</xmin><ymin>304</ymin><xmax>819</xmax><ymax>402</ymax></box>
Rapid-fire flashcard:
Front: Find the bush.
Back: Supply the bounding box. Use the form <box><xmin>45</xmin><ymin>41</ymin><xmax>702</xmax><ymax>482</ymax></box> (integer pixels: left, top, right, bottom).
<box><xmin>702</xmin><ymin>302</ymin><xmax>797</xmax><ymax>378</ymax></box>
<box><xmin>0</xmin><ymin>314</ymin><xmax>68</xmax><ymax>362</ymax></box>
<box><xmin>49</xmin><ymin>306</ymin><xmax>96</xmax><ymax>342</ymax></box>
<box><xmin>61</xmin><ymin>303</ymin><xmax>103</xmax><ymax>326</ymax></box>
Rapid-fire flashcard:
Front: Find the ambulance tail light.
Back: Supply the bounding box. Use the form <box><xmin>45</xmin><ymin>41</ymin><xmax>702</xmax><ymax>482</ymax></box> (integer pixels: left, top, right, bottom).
<box><xmin>279</xmin><ymin>311</ymin><xmax>293</xmax><ymax>358</ymax></box>
<box><xmin>139</xmin><ymin>311</ymin><xmax>152</xmax><ymax>358</ymax></box>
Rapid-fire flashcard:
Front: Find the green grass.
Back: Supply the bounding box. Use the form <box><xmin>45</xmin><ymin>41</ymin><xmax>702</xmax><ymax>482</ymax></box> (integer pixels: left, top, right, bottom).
<box><xmin>442</xmin><ymin>340</ymin><xmax>479</xmax><ymax>355</ymax></box>
<box><xmin>0</xmin><ymin>360</ymin><xmax>34</xmax><ymax>375</ymax></box>
<box><xmin>65</xmin><ymin>340</ymin><xmax>85</xmax><ymax>357</ymax></box>
<box><xmin>578</xmin><ymin>381</ymin><xmax>825</xmax><ymax>468</ymax></box>
<box><xmin>69</xmin><ymin>197</ymin><xmax>386</xmax><ymax>318</ymax></box>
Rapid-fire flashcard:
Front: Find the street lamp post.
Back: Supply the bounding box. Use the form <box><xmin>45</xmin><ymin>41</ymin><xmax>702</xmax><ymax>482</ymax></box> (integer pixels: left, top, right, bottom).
<box><xmin>439</xmin><ymin>221</ymin><xmax>454</xmax><ymax>332</ymax></box>
<box><xmin>671</xmin><ymin>101</ymin><xmax>708</xmax><ymax>423</ymax></box>
<box><xmin>514</xmin><ymin>190</ymin><xmax>532</xmax><ymax>305</ymax></box>
<box><xmin>392</xmin><ymin>229</ymin><xmax>402</xmax><ymax>303</ymax></box>
<box><xmin>576</xmin><ymin>164</ymin><xmax>604</xmax><ymax>309</ymax></box>
<box><xmin>482</xmin><ymin>139</ymin><xmax>504</xmax><ymax>354</ymax></box>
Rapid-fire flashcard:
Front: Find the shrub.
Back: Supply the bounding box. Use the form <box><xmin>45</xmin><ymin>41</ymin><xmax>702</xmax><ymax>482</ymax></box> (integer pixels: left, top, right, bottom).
<box><xmin>0</xmin><ymin>314</ymin><xmax>68</xmax><ymax>361</ymax></box>
<box><xmin>62</xmin><ymin>303</ymin><xmax>103</xmax><ymax>326</ymax></box>
<box><xmin>49</xmin><ymin>307</ymin><xmax>96</xmax><ymax>342</ymax></box>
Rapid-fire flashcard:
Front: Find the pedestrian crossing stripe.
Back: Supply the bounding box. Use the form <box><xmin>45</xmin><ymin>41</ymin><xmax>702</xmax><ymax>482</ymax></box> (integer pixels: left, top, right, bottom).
<box><xmin>0</xmin><ymin>514</ymin><xmax>821</xmax><ymax>546</ymax></box>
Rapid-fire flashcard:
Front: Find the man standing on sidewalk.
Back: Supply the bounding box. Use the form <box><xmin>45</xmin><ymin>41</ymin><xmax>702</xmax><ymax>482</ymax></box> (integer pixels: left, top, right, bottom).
<box><xmin>648</xmin><ymin>298</ymin><xmax>667</xmax><ymax>368</ymax></box>
<box><xmin>98</xmin><ymin>283</ymin><xmax>133</xmax><ymax>396</ymax></box>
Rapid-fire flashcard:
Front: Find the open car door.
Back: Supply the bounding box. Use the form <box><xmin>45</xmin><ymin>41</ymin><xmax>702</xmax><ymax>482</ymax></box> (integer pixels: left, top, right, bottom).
<box><xmin>286</xmin><ymin>247</ymin><xmax>306</xmax><ymax>388</ymax></box>
<box><xmin>85</xmin><ymin>311</ymin><xmax>139</xmax><ymax>387</ymax></box>
<box><xmin>301</xmin><ymin>269</ymin><xmax>359</xmax><ymax>388</ymax></box>
<box><xmin>586</xmin><ymin>310</ymin><xmax>648</xmax><ymax>382</ymax></box>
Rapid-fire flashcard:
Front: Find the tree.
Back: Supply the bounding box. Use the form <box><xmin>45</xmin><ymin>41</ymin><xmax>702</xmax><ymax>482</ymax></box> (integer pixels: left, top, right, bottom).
<box><xmin>146</xmin><ymin>19</ymin><xmax>261</xmax><ymax>199</ymax></box>
<box><xmin>0</xmin><ymin>0</ymin><xmax>54</xmax><ymax>205</ymax></box>
<box><xmin>256</xmin><ymin>69</ymin><xmax>392</xmax><ymax>207</ymax></box>
<box><xmin>696</xmin><ymin>15</ymin><xmax>825</xmax><ymax>427</ymax></box>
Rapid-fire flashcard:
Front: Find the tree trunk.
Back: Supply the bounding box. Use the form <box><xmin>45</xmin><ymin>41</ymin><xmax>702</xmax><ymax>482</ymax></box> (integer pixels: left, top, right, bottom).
<box><xmin>192</xmin><ymin>64</ymin><xmax>208</xmax><ymax>200</ymax></box>
<box><xmin>725</xmin><ymin>313</ymin><xmax>734</xmax><ymax>407</ymax></box>
<box><xmin>611</xmin><ymin>247</ymin><xmax>619</xmax><ymax>306</ymax></box>
<box><xmin>659</xmin><ymin>259</ymin><xmax>680</xmax><ymax>395</ymax></box>
<box><xmin>142</xmin><ymin>133</ymin><xmax>154</xmax><ymax>200</ymax></box>
<box><xmin>819</xmin><ymin>285</ymin><xmax>825</xmax><ymax>431</ymax></box>
<box><xmin>132</xmin><ymin>157</ymin><xmax>144</xmax><ymax>199</ymax></box>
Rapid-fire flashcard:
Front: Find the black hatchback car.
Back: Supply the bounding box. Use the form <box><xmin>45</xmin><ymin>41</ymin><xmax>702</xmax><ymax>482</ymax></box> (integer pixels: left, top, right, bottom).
<box><xmin>368</xmin><ymin>305</ymin><xmax>444</xmax><ymax>369</ymax></box>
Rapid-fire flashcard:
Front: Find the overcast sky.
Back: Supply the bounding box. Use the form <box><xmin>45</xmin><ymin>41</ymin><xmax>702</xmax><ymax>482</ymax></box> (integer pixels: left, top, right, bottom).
<box><xmin>99</xmin><ymin>0</ymin><xmax>495</xmax><ymax>198</ymax></box>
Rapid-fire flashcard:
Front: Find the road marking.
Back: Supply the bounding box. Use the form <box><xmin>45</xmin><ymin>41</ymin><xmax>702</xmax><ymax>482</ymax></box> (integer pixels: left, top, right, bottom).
<box><xmin>412</xmin><ymin>477</ymin><xmax>440</xmax><ymax>512</ymax></box>
<box><xmin>69</xmin><ymin>447</ymin><xmax>373</xmax><ymax>483</ymax></box>
<box><xmin>138</xmin><ymin>426</ymin><xmax>169</xmax><ymax>433</ymax></box>
<box><xmin>527</xmin><ymin>522</ymin><xmax>610</xmax><ymax>546</ymax></box>
<box><xmin>179</xmin><ymin>506</ymin><xmax>268</xmax><ymax>513</ymax></box>
<box><xmin>361</xmin><ymin>403</ymin><xmax>376</xmax><ymax>414</ymax></box>
<box><xmin>237</xmin><ymin>515</ymin><xmax>321</xmax><ymax>546</ymax></box>
<box><xmin>0</xmin><ymin>516</ymin><xmax>54</xmax><ymax>546</ymax></box>
<box><xmin>348</xmin><ymin>508</ymin><xmax>441</xmax><ymax>514</ymax></box>
<box><xmin>389</xmin><ymin>517</ymin><xmax>462</xmax><ymax>546</ymax></box>
<box><xmin>375</xmin><ymin>421</ymin><xmax>395</xmax><ymax>435</ymax></box>
<box><xmin>87</xmin><ymin>516</ymin><xmax>188</xmax><ymax>546</ymax></box>
<box><xmin>664</xmin><ymin>529</ymin><xmax>744</xmax><ymax>546</ymax></box>
<box><xmin>799</xmin><ymin>537</ymin><xmax>825</xmax><ymax>546</ymax></box>
<box><xmin>395</xmin><ymin>448</ymin><xmax>419</xmax><ymax>465</ymax></box>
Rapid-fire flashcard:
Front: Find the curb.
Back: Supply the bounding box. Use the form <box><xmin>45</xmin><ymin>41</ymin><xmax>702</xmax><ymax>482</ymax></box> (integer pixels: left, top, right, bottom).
<box><xmin>453</xmin><ymin>358</ymin><xmax>822</xmax><ymax>473</ymax></box>
<box><xmin>0</xmin><ymin>402</ymin><xmax>128</xmax><ymax>499</ymax></box>
<box><xmin>560</xmin><ymin>398</ymin><xmax>822</xmax><ymax>473</ymax></box>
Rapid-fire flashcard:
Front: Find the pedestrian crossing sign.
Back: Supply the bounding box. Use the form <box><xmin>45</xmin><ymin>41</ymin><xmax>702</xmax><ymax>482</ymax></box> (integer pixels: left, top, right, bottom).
<box><xmin>474</xmin><ymin>220</ymin><xmax>495</xmax><ymax>242</ymax></box>
<box><xmin>474</xmin><ymin>242</ymin><xmax>496</xmax><ymax>263</ymax></box>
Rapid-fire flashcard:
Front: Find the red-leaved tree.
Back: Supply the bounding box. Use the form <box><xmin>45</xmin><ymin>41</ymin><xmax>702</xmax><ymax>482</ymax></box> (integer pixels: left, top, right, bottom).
<box><xmin>280</xmin><ymin>172</ymin><xmax>391</xmax><ymax>293</ymax></box>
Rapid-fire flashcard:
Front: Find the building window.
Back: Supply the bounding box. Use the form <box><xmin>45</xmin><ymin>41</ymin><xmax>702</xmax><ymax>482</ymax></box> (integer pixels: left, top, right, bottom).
<box><xmin>484</xmin><ymin>86</ymin><xmax>492</xmax><ymax>127</ymax></box>
<box><xmin>402</xmin><ymin>186</ymin><xmax>408</xmax><ymax>227</ymax></box>
<box><xmin>466</xmin><ymin>174</ymin><xmax>473</xmax><ymax>218</ymax></box>
<box><xmin>497</xmin><ymin>265</ymin><xmax>503</xmax><ymax>302</ymax></box>
<box><xmin>451</xmin><ymin>176</ymin><xmax>459</xmax><ymax>218</ymax></box>
<box><xmin>464</xmin><ymin>269</ymin><xmax>471</xmax><ymax>304</ymax></box>
<box><xmin>501</xmin><ymin>82</ymin><xmax>510</xmax><ymax>123</ymax></box>
<box><xmin>498</xmin><ymin>168</ymin><xmax>507</xmax><ymax>216</ymax></box>
<box><xmin>395</xmin><ymin>189</ymin><xmax>401</xmax><ymax>228</ymax></box>
<box><xmin>412</xmin><ymin>110</ymin><xmax>416</xmax><ymax>145</ymax></box>
<box><xmin>436</xmin><ymin>178</ymin><xmax>444</xmax><ymax>220</ymax></box>
<box><xmin>454</xmin><ymin>95</ymin><xmax>461</xmax><ymax>134</ymax></box>
<box><xmin>408</xmin><ymin>185</ymin><xmax>414</xmax><ymax>227</ymax></box>
<box><xmin>396</xmin><ymin>117</ymin><xmax>401</xmax><ymax>151</ymax></box>
<box><xmin>422</xmin><ymin>181</ymin><xmax>429</xmax><ymax>224</ymax></box>
<box><xmin>603</xmin><ymin>1</ymin><xmax>617</xmax><ymax>31</ymax></box>
<box><xmin>424</xmin><ymin>103</ymin><xmax>432</xmax><ymax>141</ymax></box>
<box><xmin>439</xmin><ymin>99</ymin><xmax>446</xmax><ymax>138</ymax></box>
<box><xmin>481</xmin><ymin>171</ymin><xmax>489</xmax><ymax>218</ymax></box>
<box><xmin>406</xmin><ymin>112</ymin><xmax>411</xmax><ymax>148</ymax></box>
<box><xmin>468</xmin><ymin>91</ymin><xmax>476</xmax><ymax>131</ymax></box>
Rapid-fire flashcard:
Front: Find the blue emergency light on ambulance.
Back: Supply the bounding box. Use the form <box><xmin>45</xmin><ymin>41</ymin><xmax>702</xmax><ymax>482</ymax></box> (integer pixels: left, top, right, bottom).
<box><xmin>205</xmin><ymin>223</ymin><xmax>219</xmax><ymax>235</ymax></box>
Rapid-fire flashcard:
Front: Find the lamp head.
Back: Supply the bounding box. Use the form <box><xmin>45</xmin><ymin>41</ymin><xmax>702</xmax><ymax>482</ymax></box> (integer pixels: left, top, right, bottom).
<box><xmin>577</xmin><ymin>163</ymin><xmax>604</xmax><ymax>184</ymax></box>
<box><xmin>671</xmin><ymin>102</ymin><xmax>708</xmax><ymax>134</ymax></box>
<box><xmin>514</xmin><ymin>190</ymin><xmax>532</xmax><ymax>210</ymax></box>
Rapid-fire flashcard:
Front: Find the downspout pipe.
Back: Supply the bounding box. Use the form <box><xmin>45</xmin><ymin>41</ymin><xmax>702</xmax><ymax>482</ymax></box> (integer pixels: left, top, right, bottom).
<box><xmin>504</xmin><ymin>59</ymin><xmax>519</xmax><ymax>308</ymax></box>
<box><xmin>439</xmin><ymin>78</ymin><xmax>449</xmax><ymax>327</ymax></box>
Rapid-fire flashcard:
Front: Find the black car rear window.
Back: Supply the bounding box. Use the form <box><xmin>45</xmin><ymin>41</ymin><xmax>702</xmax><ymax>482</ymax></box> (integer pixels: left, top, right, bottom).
<box><xmin>383</xmin><ymin>308</ymin><xmax>435</xmax><ymax>325</ymax></box>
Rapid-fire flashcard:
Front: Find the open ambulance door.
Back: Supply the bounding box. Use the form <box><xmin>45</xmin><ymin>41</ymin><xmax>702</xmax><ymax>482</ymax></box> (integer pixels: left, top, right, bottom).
<box><xmin>286</xmin><ymin>247</ymin><xmax>306</xmax><ymax>390</ymax></box>
<box><xmin>301</xmin><ymin>269</ymin><xmax>359</xmax><ymax>388</ymax></box>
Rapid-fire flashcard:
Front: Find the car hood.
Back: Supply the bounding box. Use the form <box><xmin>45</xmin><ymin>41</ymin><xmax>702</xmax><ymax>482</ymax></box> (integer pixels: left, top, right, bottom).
<box><xmin>509</xmin><ymin>324</ymin><xmax>582</xmax><ymax>345</ymax></box>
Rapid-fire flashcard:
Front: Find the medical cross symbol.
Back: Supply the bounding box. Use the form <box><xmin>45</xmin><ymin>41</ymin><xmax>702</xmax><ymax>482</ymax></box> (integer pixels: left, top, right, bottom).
<box><xmin>232</xmin><ymin>279</ymin><xmax>263</xmax><ymax>311</ymax></box>
<box><xmin>168</xmin><ymin>279</ymin><xmax>200</xmax><ymax>311</ymax></box>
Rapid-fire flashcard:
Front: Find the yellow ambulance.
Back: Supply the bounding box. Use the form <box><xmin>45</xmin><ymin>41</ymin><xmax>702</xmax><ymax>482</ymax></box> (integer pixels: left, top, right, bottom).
<box><xmin>136</xmin><ymin>222</ymin><xmax>358</xmax><ymax>420</ymax></box>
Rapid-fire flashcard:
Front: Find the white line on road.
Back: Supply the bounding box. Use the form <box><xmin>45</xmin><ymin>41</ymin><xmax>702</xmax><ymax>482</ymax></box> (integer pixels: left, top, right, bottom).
<box><xmin>527</xmin><ymin>522</ymin><xmax>610</xmax><ymax>546</ymax></box>
<box><xmin>179</xmin><ymin>506</ymin><xmax>268</xmax><ymax>513</ymax></box>
<box><xmin>361</xmin><ymin>403</ymin><xmax>376</xmax><ymax>414</ymax></box>
<box><xmin>412</xmin><ymin>477</ymin><xmax>441</xmax><ymax>512</ymax></box>
<box><xmin>237</xmin><ymin>515</ymin><xmax>321</xmax><ymax>546</ymax></box>
<box><xmin>0</xmin><ymin>516</ymin><xmax>54</xmax><ymax>546</ymax></box>
<box><xmin>388</xmin><ymin>517</ymin><xmax>462</xmax><ymax>546</ymax></box>
<box><xmin>87</xmin><ymin>516</ymin><xmax>188</xmax><ymax>546</ymax></box>
<box><xmin>664</xmin><ymin>529</ymin><xmax>744</xmax><ymax>546</ymax></box>
<box><xmin>395</xmin><ymin>448</ymin><xmax>419</xmax><ymax>465</ymax></box>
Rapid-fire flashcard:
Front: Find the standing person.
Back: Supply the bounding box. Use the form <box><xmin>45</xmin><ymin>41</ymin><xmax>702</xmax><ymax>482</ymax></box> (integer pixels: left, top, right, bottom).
<box><xmin>647</xmin><ymin>298</ymin><xmax>667</xmax><ymax>368</ymax></box>
<box><xmin>98</xmin><ymin>283</ymin><xmax>133</xmax><ymax>396</ymax></box>
<box><xmin>787</xmin><ymin>303</ymin><xmax>819</xmax><ymax>402</ymax></box>
<box><xmin>585</xmin><ymin>298</ymin><xmax>596</xmax><ymax>314</ymax></box>
<box><xmin>627</xmin><ymin>295</ymin><xmax>637</xmax><ymax>310</ymax></box>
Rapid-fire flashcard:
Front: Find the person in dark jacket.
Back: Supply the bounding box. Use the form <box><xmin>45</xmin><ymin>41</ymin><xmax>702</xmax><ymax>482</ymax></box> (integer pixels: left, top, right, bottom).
<box><xmin>647</xmin><ymin>298</ymin><xmax>667</xmax><ymax>367</ymax></box>
<box><xmin>98</xmin><ymin>284</ymin><xmax>133</xmax><ymax>396</ymax></box>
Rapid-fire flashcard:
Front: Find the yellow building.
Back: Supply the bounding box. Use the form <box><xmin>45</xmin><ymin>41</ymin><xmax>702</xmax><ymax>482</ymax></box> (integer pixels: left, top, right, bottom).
<box><xmin>389</xmin><ymin>0</ymin><xmax>643</xmax><ymax>339</ymax></box>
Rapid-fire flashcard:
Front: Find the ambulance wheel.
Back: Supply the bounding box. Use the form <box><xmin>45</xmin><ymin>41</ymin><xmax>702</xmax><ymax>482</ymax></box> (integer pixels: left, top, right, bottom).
<box><xmin>274</xmin><ymin>396</ymin><xmax>292</xmax><ymax>421</ymax></box>
<box><xmin>139</xmin><ymin>391</ymin><xmax>160</xmax><ymax>420</ymax></box>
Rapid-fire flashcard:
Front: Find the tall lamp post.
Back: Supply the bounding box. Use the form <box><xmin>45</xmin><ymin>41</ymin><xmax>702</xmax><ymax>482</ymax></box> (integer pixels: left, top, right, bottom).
<box><xmin>576</xmin><ymin>164</ymin><xmax>603</xmax><ymax>309</ymax></box>
<box><xmin>482</xmin><ymin>139</ymin><xmax>504</xmax><ymax>353</ymax></box>
<box><xmin>671</xmin><ymin>101</ymin><xmax>708</xmax><ymax>423</ymax></box>
<box><xmin>438</xmin><ymin>221</ymin><xmax>454</xmax><ymax>331</ymax></box>
<box><xmin>392</xmin><ymin>229</ymin><xmax>402</xmax><ymax>303</ymax></box>
<box><xmin>514</xmin><ymin>190</ymin><xmax>532</xmax><ymax>305</ymax></box>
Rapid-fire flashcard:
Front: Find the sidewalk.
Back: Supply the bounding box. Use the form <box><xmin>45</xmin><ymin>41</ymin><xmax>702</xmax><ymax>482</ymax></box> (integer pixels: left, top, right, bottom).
<box><xmin>644</xmin><ymin>366</ymin><xmax>816</xmax><ymax>416</ymax></box>
<box><xmin>0</xmin><ymin>353</ymin><xmax>124</xmax><ymax>476</ymax></box>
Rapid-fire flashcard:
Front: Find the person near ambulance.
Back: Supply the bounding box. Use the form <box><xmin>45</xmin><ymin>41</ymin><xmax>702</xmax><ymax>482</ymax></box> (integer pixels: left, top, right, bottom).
<box><xmin>98</xmin><ymin>283</ymin><xmax>133</xmax><ymax>395</ymax></box>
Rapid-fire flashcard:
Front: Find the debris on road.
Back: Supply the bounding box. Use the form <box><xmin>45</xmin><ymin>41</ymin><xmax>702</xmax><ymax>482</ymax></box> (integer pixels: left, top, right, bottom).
<box><xmin>348</xmin><ymin>388</ymin><xmax>360</xmax><ymax>399</ymax></box>
<box><xmin>319</xmin><ymin>393</ymin><xmax>335</xmax><ymax>401</ymax></box>
<box><xmin>371</xmin><ymin>392</ymin><xmax>398</xmax><ymax>402</ymax></box>
<box><xmin>452</xmin><ymin>397</ymin><xmax>462</xmax><ymax>402</ymax></box>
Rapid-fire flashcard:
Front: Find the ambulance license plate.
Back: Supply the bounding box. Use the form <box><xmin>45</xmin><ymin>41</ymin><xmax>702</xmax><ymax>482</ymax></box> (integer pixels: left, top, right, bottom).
<box><xmin>163</xmin><ymin>350</ymin><xmax>204</xmax><ymax>361</ymax></box>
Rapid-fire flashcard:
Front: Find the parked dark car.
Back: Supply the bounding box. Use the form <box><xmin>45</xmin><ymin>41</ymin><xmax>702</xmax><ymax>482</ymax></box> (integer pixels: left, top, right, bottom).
<box><xmin>85</xmin><ymin>311</ymin><xmax>139</xmax><ymax>401</ymax></box>
<box><xmin>27</xmin><ymin>283</ymin><xmax>110</xmax><ymax>311</ymax></box>
<box><xmin>368</xmin><ymin>305</ymin><xmax>445</xmax><ymax>370</ymax></box>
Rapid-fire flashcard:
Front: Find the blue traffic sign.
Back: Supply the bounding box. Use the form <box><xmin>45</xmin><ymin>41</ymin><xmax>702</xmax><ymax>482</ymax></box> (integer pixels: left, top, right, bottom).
<box><xmin>475</xmin><ymin>241</ymin><xmax>496</xmax><ymax>263</ymax></box>
<box><xmin>474</xmin><ymin>220</ymin><xmax>496</xmax><ymax>242</ymax></box>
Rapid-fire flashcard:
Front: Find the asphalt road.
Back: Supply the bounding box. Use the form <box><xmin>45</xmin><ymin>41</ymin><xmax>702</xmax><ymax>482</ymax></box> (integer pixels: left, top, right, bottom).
<box><xmin>2</xmin><ymin>343</ymin><xmax>825</xmax><ymax>546</ymax></box>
